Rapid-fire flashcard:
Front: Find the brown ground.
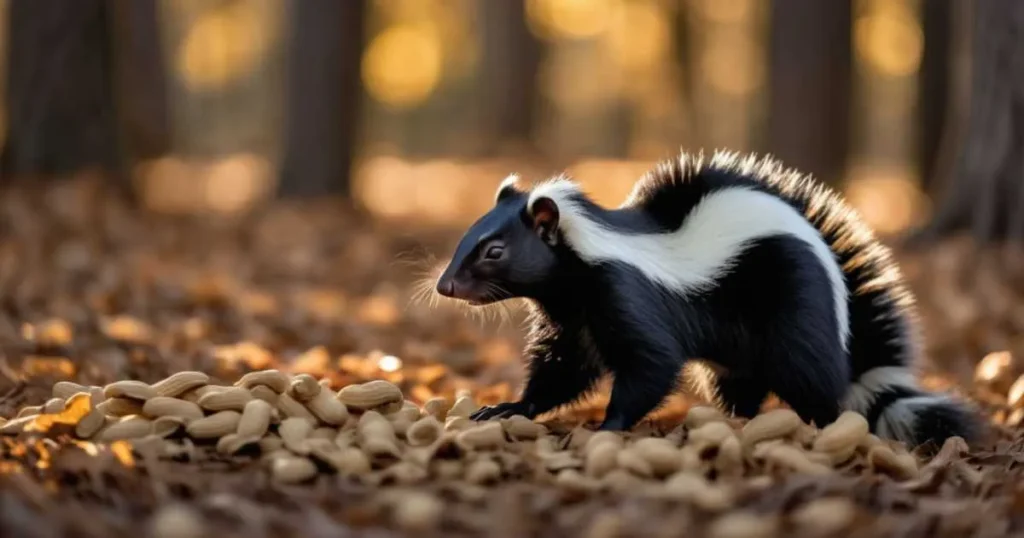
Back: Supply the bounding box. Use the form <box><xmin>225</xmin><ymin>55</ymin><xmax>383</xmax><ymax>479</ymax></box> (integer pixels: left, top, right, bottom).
<box><xmin>1</xmin><ymin>179</ymin><xmax>1023</xmax><ymax>538</ymax></box>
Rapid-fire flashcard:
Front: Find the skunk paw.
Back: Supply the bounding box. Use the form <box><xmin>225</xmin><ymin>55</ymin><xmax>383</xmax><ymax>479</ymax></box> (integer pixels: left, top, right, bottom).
<box><xmin>469</xmin><ymin>401</ymin><xmax>535</xmax><ymax>421</ymax></box>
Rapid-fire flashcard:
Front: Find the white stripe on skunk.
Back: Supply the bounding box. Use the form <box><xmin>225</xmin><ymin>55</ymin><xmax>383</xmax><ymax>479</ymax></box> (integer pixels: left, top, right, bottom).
<box><xmin>527</xmin><ymin>177</ymin><xmax>851</xmax><ymax>351</ymax></box>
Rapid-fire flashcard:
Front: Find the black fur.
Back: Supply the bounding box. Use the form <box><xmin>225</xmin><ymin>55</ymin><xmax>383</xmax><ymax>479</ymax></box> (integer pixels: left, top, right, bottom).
<box><xmin>437</xmin><ymin>152</ymin><xmax>982</xmax><ymax>449</ymax></box>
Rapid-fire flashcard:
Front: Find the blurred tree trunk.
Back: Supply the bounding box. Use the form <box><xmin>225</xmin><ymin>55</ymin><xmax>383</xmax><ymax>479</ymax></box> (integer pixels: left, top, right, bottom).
<box><xmin>918</xmin><ymin>0</ymin><xmax>953</xmax><ymax>192</ymax></box>
<box><xmin>1</xmin><ymin>0</ymin><xmax>119</xmax><ymax>180</ymax></box>
<box><xmin>0</xmin><ymin>0</ymin><xmax>166</xmax><ymax>201</ymax></box>
<box><xmin>109</xmin><ymin>0</ymin><xmax>170</xmax><ymax>166</ymax></box>
<box><xmin>278</xmin><ymin>0</ymin><xmax>365</xmax><ymax>199</ymax></box>
<box><xmin>765</xmin><ymin>0</ymin><xmax>851</xmax><ymax>185</ymax></box>
<box><xmin>476</xmin><ymin>0</ymin><xmax>541</xmax><ymax>156</ymax></box>
<box><xmin>108</xmin><ymin>0</ymin><xmax>170</xmax><ymax>200</ymax></box>
<box><xmin>913</xmin><ymin>0</ymin><xmax>1024</xmax><ymax>244</ymax></box>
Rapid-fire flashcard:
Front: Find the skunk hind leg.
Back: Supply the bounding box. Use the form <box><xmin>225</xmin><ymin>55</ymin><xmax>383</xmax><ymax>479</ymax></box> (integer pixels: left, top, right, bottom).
<box><xmin>714</xmin><ymin>372</ymin><xmax>769</xmax><ymax>418</ymax></box>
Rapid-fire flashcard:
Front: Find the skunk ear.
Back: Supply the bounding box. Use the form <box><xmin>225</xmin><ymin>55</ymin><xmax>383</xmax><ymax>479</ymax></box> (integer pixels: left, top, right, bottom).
<box><xmin>529</xmin><ymin>196</ymin><xmax>560</xmax><ymax>245</ymax></box>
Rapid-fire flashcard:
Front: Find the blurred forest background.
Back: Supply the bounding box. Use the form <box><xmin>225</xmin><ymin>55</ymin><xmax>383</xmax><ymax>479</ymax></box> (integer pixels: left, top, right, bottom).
<box><xmin>0</xmin><ymin>0</ymin><xmax>1020</xmax><ymax>242</ymax></box>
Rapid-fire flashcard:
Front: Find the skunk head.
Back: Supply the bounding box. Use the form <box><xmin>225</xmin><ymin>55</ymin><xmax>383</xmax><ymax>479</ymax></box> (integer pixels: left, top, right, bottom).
<box><xmin>435</xmin><ymin>175</ymin><xmax>564</xmax><ymax>305</ymax></box>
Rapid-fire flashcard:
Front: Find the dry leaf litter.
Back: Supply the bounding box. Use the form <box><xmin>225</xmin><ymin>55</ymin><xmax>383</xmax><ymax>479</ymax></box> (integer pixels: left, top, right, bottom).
<box><xmin>0</xmin><ymin>181</ymin><xmax>1022</xmax><ymax>537</ymax></box>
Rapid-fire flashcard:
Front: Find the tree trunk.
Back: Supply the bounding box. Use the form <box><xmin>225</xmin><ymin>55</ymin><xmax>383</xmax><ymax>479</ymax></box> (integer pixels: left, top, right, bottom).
<box><xmin>765</xmin><ymin>0</ymin><xmax>851</xmax><ymax>185</ymax></box>
<box><xmin>918</xmin><ymin>0</ymin><xmax>953</xmax><ymax>192</ymax></box>
<box><xmin>911</xmin><ymin>0</ymin><xmax>1024</xmax><ymax>244</ymax></box>
<box><xmin>1</xmin><ymin>0</ymin><xmax>119</xmax><ymax>180</ymax></box>
<box><xmin>277</xmin><ymin>0</ymin><xmax>365</xmax><ymax>199</ymax></box>
<box><xmin>476</xmin><ymin>0</ymin><xmax>541</xmax><ymax>156</ymax></box>
<box><xmin>107</xmin><ymin>0</ymin><xmax>170</xmax><ymax>200</ymax></box>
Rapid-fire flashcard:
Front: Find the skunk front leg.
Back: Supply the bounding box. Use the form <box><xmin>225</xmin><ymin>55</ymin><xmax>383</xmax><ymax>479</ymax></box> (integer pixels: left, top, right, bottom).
<box><xmin>471</xmin><ymin>334</ymin><xmax>603</xmax><ymax>421</ymax></box>
<box><xmin>598</xmin><ymin>362</ymin><xmax>680</xmax><ymax>431</ymax></box>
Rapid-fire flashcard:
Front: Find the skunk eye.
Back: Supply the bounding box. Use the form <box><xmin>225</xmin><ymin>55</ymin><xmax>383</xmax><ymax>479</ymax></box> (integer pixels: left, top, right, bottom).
<box><xmin>483</xmin><ymin>245</ymin><xmax>505</xmax><ymax>260</ymax></box>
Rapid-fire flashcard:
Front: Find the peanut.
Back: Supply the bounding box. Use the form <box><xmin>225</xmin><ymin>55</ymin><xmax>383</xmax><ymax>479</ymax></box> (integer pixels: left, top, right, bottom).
<box><xmin>180</xmin><ymin>385</ymin><xmax>228</xmax><ymax>404</ymax></box>
<box><xmin>455</xmin><ymin>421</ymin><xmax>505</xmax><ymax>451</ymax></box>
<box><xmin>288</xmin><ymin>374</ymin><xmax>321</xmax><ymax>402</ymax></box>
<box><xmin>98</xmin><ymin>398</ymin><xmax>145</xmax><ymax>417</ymax></box>
<box><xmin>142</xmin><ymin>397</ymin><xmax>204</xmax><ymax>423</ymax></box>
<box><xmin>216</xmin><ymin>433</ymin><xmax>261</xmax><ymax>456</ymax></box>
<box><xmin>306</xmin><ymin>389</ymin><xmax>349</xmax><ymax>425</ymax></box>
<box><xmin>631</xmin><ymin>438</ymin><xmax>680</xmax><ymax>477</ymax></box>
<box><xmin>542</xmin><ymin>451</ymin><xmax>582</xmax><ymax>472</ymax></box>
<box><xmin>433</xmin><ymin>460</ymin><xmax>463</xmax><ymax>480</ymax></box>
<box><xmin>152</xmin><ymin>416</ymin><xmax>186</xmax><ymax>438</ymax></box>
<box><xmin>663</xmin><ymin>472</ymin><xmax>735</xmax><ymax>511</ymax></box>
<box><xmin>584</xmin><ymin>441</ymin><xmax>620</xmax><ymax>478</ymax></box>
<box><xmin>53</xmin><ymin>381</ymin><xmax>89</xmax><ymax>400</ymax></box>
<box><xmin>501</xmin><ymin>415</ymin><xmax>546</xmax><ymax>440</ymax></box>
<box><xmin>789</xmin><ymin>498</ymin><xmax>857</xmax><ymax>536</ymax></box>
<box><xmin>602</xmin><ymin>469</ymin><xmax>646</xmax><ymax>494</ymax></box>
<box><xmin>276</xmin><ymin>392</ymin><xmax>317</xmax><ymax>421</ymax></box>
<box><xmin>197</xmin><ymin>387</ymin><xmax>252</xmax><ymax>412</ymax></box>
<box><xmin>707</xmin><ymin>513</ymin><xmax>778</xmax><ymax>538</ymax></box>
<box><xmin>465</xmin><ymin>458</ymin><xmax>501</xmax><ymax>484</ymax></box>
<box><xmin>392</xmin><ymin>492</ymin><xmax>443</xmax><ymax>531</ymax></box>
<box><xmin>75</xmin><ymin>408</ymin><xmax>107</xmax><ymax>439</ymax></box>
<box><xmin>358</xmin><ymin>411</ymin><xmax>401</xmax><ymax>459</ymax></box>
<box><xmin>689</xmin><ymin>421</ymin><xmax>736</xmax><ymax>449</ymax></box>
<box><xmin>336</xmin><ymin>380</ymin><xmax>403</xmax><ymax>412</ymax></box>
<box><xmin>97</xmin><ymin>415</ymin><xmax>153</xmax><ymax>441</ymax></box>
<box><xmin>310</xmin><ymin>427</ymin><xmax>337</xmax><ymax>440</ymax></box>
<box><xmin>685</xmin><ymin>405</ymin><xmax>726</xmax><ymax>428</ymax></box>
<box><xmin>407</xmin><ymin>416</ymin><xmax>443</xmax><ymax>447</ymax></box>
<box><xmin>17</xmin><ymin>406</ymin><xmax>41</xmax><ymax>418</ymax></box>
<box><xmin>715</xmin><ymin>435</ymin><xmax>744</xmax><ymax>477</ymax></box>
<box><xmin>236</xmin><ymin>369</ymin><xmax>290</xmax><ymax>393</ymax></box>
<box><xmin>813</xmin><ymin>411</ymin><xmax>869</xmax><ymax>454</ymax></box>
<box><xmin>42</xmin><ymin>397</ymin><xmax>66</xmax><ymax>414</ymax></box>
<box><xmin>319</xmin><ymin>446</ymin><xmax>371</xmax><ymax>475</ymax></box>
<box><xmin>258</xmin><ymin>435</ymin><xmax>284</xmax><ymax>453</ymax></box>
<box><xmin>555</xmin><ymin>469</ymin><xmax>602</xmax><ymax>494</ymax></box>
<box><xmin>444</xmin><ymin>416</ymin><xmax>473</xmax><ymax>432</ymax></box>
<box><xmin>382</xmin><ymin>461</ymin><xmax>429</xmax><ymax>485</ymax></box>
<box><xmin>616</xmin><ymin>448</ymin><xmax>653</xmax><ymax>478</ymax></box>
<box><xmin>150</xmin><ymin>371</ymin><xmax>209</xmax><ymax>398</ymax></box>
<box><xmin>583</xmin><ymin>431</ymin><xmax>625</xmax><ymax>454</ymax></box>
<box><xmin>278</xmin><ymin>417</ymin><xmax>316</xmax><ymax>453</ymax></box>
<box><xmin>761</xmin><ymin>444</ymin><xmax>831</xmax><ymax>475</ymax></box>
<box><xmin>740</xmin><ymin>409</ymin><xmax>802</xmax><ymax>449</ymax></box>
<box><xmin>249</xmin><ymin>385</ymin><xmax>279</xmax><ymax>405</ymax></box>
<box><xmin>185</xmin><ymin>410</ymin><xmax>242</xmax><ymax>439</ymax></box>
<box><xmin>423</xmin><ymin>397</ymin><xmax>449</xmax><ymax>420</ymax></box>
<box><xmin>237</xmin><ymin>399</ymin><xmax>273</xmax><ymax>438</ymax></box>
<box><xmin>868</xmin><ymin>445</ymin><xmax>918</xmax><ymax>480</ymax></box>
<box><xmin>447</xmin><ymin>395</ymin><xmax>479</xmax><ymax>418</ymax></box>
<box><xmin>104</xmin><ymin>380</ymin><xmax>157</xmax><ymax>401</ymax></box>
<box><xmin>0</xmin><ymin>416</ymin><xmax>35</xmax><ymax>435</ymax></box>
<box><xmin>271</xmin><ymin>456</ymin><xmax>318</xmax><ymax>483</ymax></box>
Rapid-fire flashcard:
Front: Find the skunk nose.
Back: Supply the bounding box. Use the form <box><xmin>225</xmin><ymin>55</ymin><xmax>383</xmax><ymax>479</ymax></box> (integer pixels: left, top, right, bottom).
<box><xmin>436</xmin><ymin>277</ymin><xmax>455</xmax><ymax>297</ymax></box>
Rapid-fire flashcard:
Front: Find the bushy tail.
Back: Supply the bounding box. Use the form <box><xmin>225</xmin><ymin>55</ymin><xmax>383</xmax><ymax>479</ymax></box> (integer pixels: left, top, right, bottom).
<box><xmin>843</xmin><ymin>366</ymin><xmax>982</xmax><ymax>451</ymax></box>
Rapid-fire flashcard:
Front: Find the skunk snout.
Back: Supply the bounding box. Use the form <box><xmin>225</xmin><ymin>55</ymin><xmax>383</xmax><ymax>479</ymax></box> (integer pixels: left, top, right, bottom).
<box><xmin>435</xmin><ymin>276</ymin><xmax>456</xmax><ymax>298</ymax></box>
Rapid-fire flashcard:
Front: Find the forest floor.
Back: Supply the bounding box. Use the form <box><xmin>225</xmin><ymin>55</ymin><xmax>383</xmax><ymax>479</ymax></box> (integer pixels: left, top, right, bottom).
<box><xmin>0</xmin><ymin>179</ymin><xmax>1023</xmax><ymax>538</ymax></box>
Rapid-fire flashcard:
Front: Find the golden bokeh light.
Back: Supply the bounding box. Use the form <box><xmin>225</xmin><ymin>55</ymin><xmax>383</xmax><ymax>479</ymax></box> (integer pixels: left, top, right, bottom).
<box><xmin>176</xmin><ymin>2</ymin><xmax>277</xmax><ymax>92</ymax></box>
<box><xmin>604</xmin><ymin>2</ymin><xmax>670</xmax><ymax>73</ymax></box>
<box><xmin>700</xmin><ymin>32</ymin><xmax>765</xmax><ymax>97</ymax></box>
<box><xmin>854</xmin><ymin>2</ymin><xmax>923</xmax><ymax>77</ymax></box>
<box><xmin>362</xmin><ymin>23</ymin><xmax>444</xmax><ymax>109</ymax></box>
<box><xmin>137</xmin><ymin>153</ymin><xmax>273</xmax><ymax>215</ymax></box>
<box><xmin>526</xmin><ymin>0</ymin><xmax>614</xmax><ymax>41</ymax></box>
<box><xmin>378</xmin><ymin>354</ymin><xmax>403</xmax><ymax>373</ymax></box>
<box><xmin>695</xmin><ymin>0</ymin><xmax>752</xmax><ymax>24</ymax></box>
<box><xmin>844</xmin><ymin>165</ymin><xmax>928</xmax><ymax>236</ymax></box>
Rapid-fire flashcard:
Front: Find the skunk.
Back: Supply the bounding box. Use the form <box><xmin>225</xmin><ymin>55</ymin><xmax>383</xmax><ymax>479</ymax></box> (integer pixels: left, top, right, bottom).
<box><xmin>434</xmin><ymin>151</ymin><xmax>980</xmax><ymax>450</ymax></box>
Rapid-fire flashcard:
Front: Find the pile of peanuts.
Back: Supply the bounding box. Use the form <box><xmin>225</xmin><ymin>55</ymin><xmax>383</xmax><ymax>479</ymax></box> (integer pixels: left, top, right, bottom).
<box><xmin>0</xmin><ymin>369</ymin><xmax>922</xmax><ymax>509</ymax></box>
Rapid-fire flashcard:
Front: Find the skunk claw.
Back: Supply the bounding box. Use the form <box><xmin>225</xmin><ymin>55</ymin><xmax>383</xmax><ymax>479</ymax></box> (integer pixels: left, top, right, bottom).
<box><xmin>470</xmin><ymin>401</ymin><xmax>528</xmax><ymax>421</ymax></box>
